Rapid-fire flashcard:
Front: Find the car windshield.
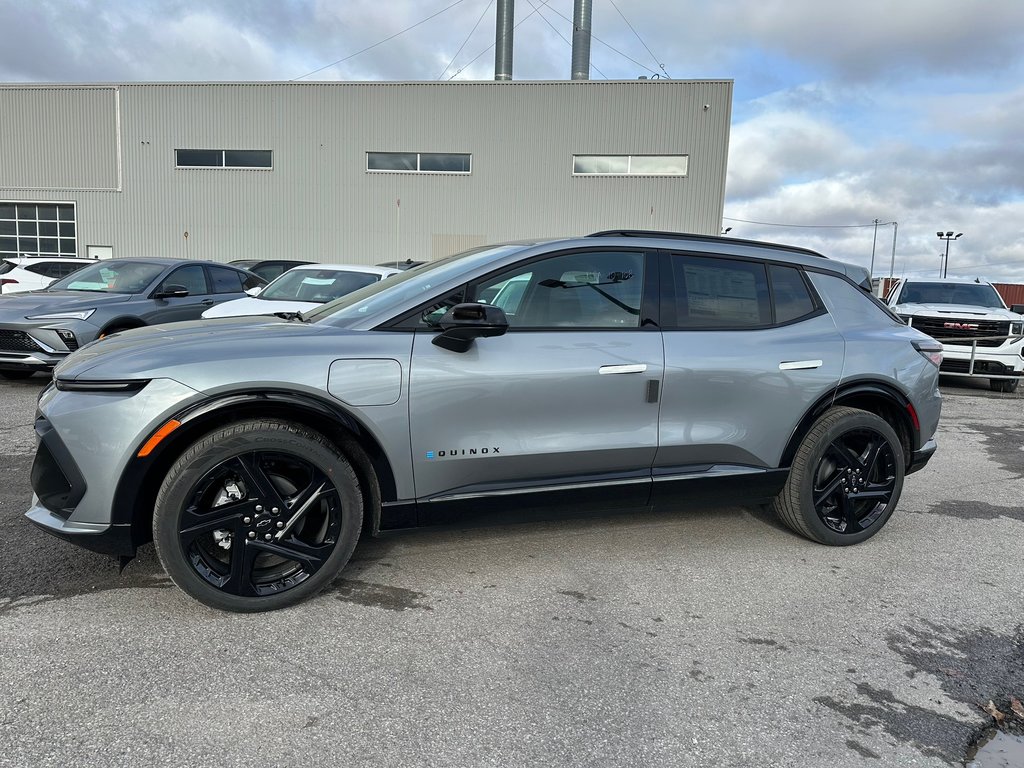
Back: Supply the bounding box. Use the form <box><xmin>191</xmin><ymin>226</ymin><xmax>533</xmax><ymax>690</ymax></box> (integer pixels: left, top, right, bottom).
<box><xmin>306</xmin><ymin>245</ymin><xmax>527</xmax><ymax>326</ymax></box>
<box><xmin>897</xmin><ymin>282</ymin><xmax>1005</xmax><ymax>308</ymax></box>
<box><xmin>46</xmin><ymin>261</ymin><xmax>166</xmax><ymax>294</ymax></box>
<box><xmin>260</xmin><ymin>269</ymin><xmax>382</xmax><ymax>303</ymax></box>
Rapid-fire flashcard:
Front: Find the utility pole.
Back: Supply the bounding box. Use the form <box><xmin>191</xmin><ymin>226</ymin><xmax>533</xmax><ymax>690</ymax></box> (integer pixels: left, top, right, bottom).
<box><xmin>869</xmin><ymin>218</ymin><xmax>879</xmax><ymax>277</ymax></box>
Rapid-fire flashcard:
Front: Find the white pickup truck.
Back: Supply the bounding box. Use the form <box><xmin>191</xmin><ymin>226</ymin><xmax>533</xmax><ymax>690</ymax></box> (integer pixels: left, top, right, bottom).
<box><xmin>886</xmin><ymin>277</ymin><xmax>1024</xmax><ymax>392</ymax></box>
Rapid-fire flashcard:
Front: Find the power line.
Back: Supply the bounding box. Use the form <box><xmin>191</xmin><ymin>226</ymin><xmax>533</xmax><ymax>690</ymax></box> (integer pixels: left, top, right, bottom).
<box><xmin>525</xmin><ymin>0</ymin><xmax>609</xmax><ymax>79</ymax></box>
<box><xmin>447</xmin><ymin>0</ymin><xmax>552</xmax><ymax>80</ymax></box>
<box><xmin>606</xmin><ymin>0</ymin><xmax>671</xmax><ymax>78</ymax></box>
<box><xmin>437</xmin><ymin>0</ymin><xmax>495</xmax><ymax>80</ymax></box>
<box><xmin>538</xmin><ymin>3</ymin><xmax>659</xmax><ymax>76</ymax></box>
<box><xmin>293</xmin><ymin>0</ymin><xmax>470</xmax><ymax>80</ymax></box>
<box><xmin>724</xmin><ymin>216</ymin><xmax>897</xmax><ymax>229</ymax></box>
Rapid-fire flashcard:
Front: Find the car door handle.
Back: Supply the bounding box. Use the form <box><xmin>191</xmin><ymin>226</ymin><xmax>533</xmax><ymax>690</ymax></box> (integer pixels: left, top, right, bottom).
<box><xmin>201</xmin><ymin>299</ymin><xmax>215</xmax><ymax>305</ymax></box>
<box><xmin>779</xmin><ymin>360</ymin><xmax>823</xmax><ymax>371</ymax></box>
<box><xmin>599</xmin><ymin>364</ymin><xmax>647</xmax><ymax>375</ymax></box>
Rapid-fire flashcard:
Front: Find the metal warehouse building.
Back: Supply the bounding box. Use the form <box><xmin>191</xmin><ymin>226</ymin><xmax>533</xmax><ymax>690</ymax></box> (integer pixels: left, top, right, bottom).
<box><xmin>0</xmin><ymin>80</ymin><xmax>732</xmax><ymax>264</ymax></box>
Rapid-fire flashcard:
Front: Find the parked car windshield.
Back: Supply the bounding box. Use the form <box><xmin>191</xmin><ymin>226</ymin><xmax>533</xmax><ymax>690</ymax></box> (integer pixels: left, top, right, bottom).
<box><xmin>46</xmin><ymin>260</ymin><xmax>166</xmax><ymax>294</ymax></box>
<box><xmin>306</xmin><ymin>245</ymin><xmax>527</xmax><ymax>326</ymax></box>
<box><xmin>260</xmin><ymin>269</ymin><xmax>382</xmax><ymax>303</ymax></box>
<box><xmin>897</xmin><ymin>282</ymin><xmax>1005</xmax><ymax>308</ymax></box>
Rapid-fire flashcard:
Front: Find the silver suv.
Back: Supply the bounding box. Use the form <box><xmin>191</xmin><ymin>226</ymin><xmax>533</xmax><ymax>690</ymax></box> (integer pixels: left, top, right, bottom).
<box><xmin>26</xmin><ymin>232</ymin><xmax>943</xmax><ymax>611</ymax></box>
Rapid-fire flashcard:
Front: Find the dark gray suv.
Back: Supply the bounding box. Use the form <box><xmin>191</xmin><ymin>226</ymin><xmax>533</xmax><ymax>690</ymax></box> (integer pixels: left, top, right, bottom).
<box><xmin>26</xmin><ymin>231</ymin><xmax>942</xmax><ymax>611</ymax></box>
<box><xmin>0</xmin><ymin>258</ymin><xmax>265</xmax><ymax>378</ymax></box>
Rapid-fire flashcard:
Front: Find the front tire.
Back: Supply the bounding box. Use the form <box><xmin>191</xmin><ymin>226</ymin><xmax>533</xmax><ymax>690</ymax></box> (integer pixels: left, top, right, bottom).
<box><xmin>989</xmin><ymin>378</ymin><xmax>1019</xmax><ymax>393</ymax></box>
<box><xmin>153</xmin><ymin>419</ymin><xmax>363</xmax><ymax>612</ymax></box>
<box><xmin>773</xmin><ymin>407</ymin><xmax>904</xmax><ymax>546</ymax></box>
<box><xmin>0</xmin><ymin>370</ymin><xmax>34</xmax><ymax>380</ymax></box>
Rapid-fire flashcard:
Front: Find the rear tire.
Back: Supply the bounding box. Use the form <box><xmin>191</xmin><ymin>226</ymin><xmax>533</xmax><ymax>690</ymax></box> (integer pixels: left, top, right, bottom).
<box><xmin>153</xmin><ymin>419</ymin><xmax>363</xmax><ymax>612</ymax></box>
<box><xmin>773</xmin><ymin>407</ymin><xmax>904</xmax><ymax>546</ymax></box>
<box><xmin>989</xmin><ymin>378</ymin><xmax>1019</xmax><ymax>393</ymax></box>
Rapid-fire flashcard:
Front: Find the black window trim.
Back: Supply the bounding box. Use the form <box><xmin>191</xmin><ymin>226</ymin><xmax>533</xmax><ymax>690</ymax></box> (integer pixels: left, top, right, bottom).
<box><xmin>658</xmin><ymin>249</ymin><xmax>828</xmax><ymax>332</ymax></box>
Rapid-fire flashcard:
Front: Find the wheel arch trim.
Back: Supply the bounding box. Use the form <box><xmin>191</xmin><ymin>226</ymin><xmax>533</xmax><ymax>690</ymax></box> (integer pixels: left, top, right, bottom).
<box><xmin>110</xmin><ymin>389</ymin><xmax>395</xmax><ymax>551</ymax></box>
<box><xmin>780</xmin><ymin>380</ymin><xmax>918</xmax><ymax>470</ymax></box>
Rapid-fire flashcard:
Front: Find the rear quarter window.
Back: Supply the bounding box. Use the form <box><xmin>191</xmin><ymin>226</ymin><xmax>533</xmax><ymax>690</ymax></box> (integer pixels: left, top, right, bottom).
<box><xmin>806</xmin><ymin>272</ymin><xmax>903</xmax><ymax>330</ymax></box>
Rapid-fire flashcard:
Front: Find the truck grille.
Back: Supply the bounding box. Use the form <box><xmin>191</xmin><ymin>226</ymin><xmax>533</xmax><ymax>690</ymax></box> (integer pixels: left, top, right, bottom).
<box><xmin>0</xmin><ymin>330</ymin><xmax>44</xmax><ymax>352</ymax></box>
<box><xmin>909</xmin><ymin>317</ymin><xmax>1010</xmax><ymax>347</ymax></box>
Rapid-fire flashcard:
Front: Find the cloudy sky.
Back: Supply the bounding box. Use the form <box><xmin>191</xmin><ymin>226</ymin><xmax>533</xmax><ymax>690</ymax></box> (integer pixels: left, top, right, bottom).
<box><xmin>3</xmin><ymin>0</ymin><xmax>1023</xmax><ymax>282</ymax></box>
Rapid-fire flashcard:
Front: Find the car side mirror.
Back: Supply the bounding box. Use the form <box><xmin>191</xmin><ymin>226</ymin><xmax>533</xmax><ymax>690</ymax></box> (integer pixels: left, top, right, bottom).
<box><xmin>1011</xmin><ymin>304</ymin><xmax>1024</xmax><ymax>314</ymax></box>
<box><xmin>154</xmin><ymin>284</ymin><xmax>189</xmax><ymax>299</ymax></box>
<box><xmin>432</xmin><ymin>302</ymin><xmax>509</xmax><ymax>353</ymax></box>
<box><xmin>246</xmin><ymin>286</ymin><xmax>263</xmax><ymax>297</ymax></box>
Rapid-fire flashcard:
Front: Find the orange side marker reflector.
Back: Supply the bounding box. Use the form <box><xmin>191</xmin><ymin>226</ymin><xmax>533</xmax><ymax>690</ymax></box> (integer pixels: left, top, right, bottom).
<box><xmin>137</xmin><ymin>419</ymin><xmax>182</xmax><ymax>457</ymax></box>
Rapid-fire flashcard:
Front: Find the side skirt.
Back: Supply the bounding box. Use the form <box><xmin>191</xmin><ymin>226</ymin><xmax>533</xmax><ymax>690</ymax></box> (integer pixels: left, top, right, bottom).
<box><xmin>378</xmin><ymin>465</ymin><xmax>790</xmax><ymax>532</ymax></box>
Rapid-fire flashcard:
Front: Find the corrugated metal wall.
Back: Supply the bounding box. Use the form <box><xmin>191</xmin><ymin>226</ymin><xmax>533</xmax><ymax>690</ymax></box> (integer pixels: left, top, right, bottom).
<box><xmin>0</xmin><ymin>80</ymin><xmax>731</xmax><ymax>263</ymax></box>
<box><xmin>994</xmin><ymin>283</ymin><xmax>1024</xmax><ymax>307</ymax></box>
<box><xmin>0</xmin><ymin>86</ymin><xmax>119</xmax><ymax>190</ymax></box>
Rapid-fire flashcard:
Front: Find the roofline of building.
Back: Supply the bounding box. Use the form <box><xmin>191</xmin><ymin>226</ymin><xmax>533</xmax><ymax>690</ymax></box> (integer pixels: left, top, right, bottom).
<box><xmin>0</xmin><ymin>78</ymin><xmax>734</xmax><ymax>89</ymax></box>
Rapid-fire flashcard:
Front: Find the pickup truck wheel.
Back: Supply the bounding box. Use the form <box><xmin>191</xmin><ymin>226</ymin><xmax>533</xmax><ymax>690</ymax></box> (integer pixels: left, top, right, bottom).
<box><xmin>773</xmin><ymin>407</ymin><xmax>904</xmax><ymax>546</ymax></box>
<box><xmin>989</xmin><ymin>378</ymin><xmax>1019</xmax><ymax>393</ymax></box>
<box><xmin>153</xmin><ymin>419</ymin><xmax>363</xmax><ymax>612</ymax></box>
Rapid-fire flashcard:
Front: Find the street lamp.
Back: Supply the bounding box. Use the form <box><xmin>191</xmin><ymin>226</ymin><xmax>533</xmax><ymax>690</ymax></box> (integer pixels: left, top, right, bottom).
<box><xmin>936</xmin><ymin>230</ymin><xmax>963</xmax><ymax>278</ymax></box>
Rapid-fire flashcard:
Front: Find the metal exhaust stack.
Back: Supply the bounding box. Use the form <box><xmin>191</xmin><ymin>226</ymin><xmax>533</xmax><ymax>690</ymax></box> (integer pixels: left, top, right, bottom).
<box><xmin>494</xmin><ymin>0</ymin><xmax>514</xmax><ymax>81</ymax></box>
<box><xmin>571</xmin><ymin>0</ymin><xmax>592</xmax><ymax>80</ymax></box>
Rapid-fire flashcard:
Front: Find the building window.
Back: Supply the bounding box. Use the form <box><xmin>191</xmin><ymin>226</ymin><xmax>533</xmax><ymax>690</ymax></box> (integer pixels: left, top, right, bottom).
<box><xmin>367</xmin><ymin>152</ymin><xmax>471</xmax><ymax>174</ymax></box>
<box><xmin>0</xmin><ymin>202</ymin><xmax>77</xmax><ymax>257</ymax></box>
<box><xmin>175</xmin><ymin>149</ymin><xmax>273</xmax><ymax>169</ymax></box>
<box><xmin>573</xmin><ymin>154</ymin><xmax>689</xmax><ymax>176</ymax></box>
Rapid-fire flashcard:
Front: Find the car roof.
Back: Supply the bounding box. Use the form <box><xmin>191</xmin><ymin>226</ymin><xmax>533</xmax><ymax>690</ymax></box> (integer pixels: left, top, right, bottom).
<box><xmin>2</xmin><ymin>256</ymin><xmax>98</xmax><ymax>263</ymax></box>
<box><xmin>228</xmin><ymin>259</ymin><xmax>313</xmax><ymax>267</ymax></box>
<box><xmin>901</xmin><ymin>277</ymin><xmax>991</xmax><ymax>285</ymax></box>
<box><xmin>284</xmin><ymin>263</ymin><xmax>400</xmax><ymax>277</ymax></box>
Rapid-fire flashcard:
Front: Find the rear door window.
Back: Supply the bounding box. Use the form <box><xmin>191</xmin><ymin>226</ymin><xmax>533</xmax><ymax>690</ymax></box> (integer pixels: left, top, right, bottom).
<box><xmin>209</xmin><ymin>266</ymin><xmax>245</xmax><ymax>294</ymax></box>
<box><xmin>665</xmin><ymin>254</ymin><xmax>771</xmax><ymax>328</ymax></box>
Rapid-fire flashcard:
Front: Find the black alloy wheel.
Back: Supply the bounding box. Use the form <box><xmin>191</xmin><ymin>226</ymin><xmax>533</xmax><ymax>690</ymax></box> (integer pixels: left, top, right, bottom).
<box><xmin>153</xmin><ymin>420</ymin><xmax>363</xmax><ymax>611</ymax></box>
<box><xmin>811</xmin><ymin>428</ymin><xmax>897</xmax><ymax>535</ymax></box>
<box><xmin>773</xmin><ymin>407</ymin><xmax>905</xmax><ymax>546</ymax></box>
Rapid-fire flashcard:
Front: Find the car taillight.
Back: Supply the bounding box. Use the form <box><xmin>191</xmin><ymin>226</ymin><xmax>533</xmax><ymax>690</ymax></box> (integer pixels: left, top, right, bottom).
<box><xmin>913</xmin><ymin>340</ymin><xmax>943</xmax><ymax>367</ymax></box>
<box><xmin>0</xmin><ymin>278</ymin><xmax>16</xmax><ymax>286</ymax></box>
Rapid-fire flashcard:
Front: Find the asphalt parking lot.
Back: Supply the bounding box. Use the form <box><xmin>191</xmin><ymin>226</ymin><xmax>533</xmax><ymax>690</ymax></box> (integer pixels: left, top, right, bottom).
<box><xmin>0</xmin><ymin>374</ymin><xmax>1021</xmax><ymax>767</ymax></box>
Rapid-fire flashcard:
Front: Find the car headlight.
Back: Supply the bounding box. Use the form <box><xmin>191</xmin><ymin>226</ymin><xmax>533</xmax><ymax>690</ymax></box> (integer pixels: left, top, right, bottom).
<box><xmin>1011</xmin><ymin>321</ymin><xmax>1024</xmax><ymax>336</ymax></box>
<box><xmin>26</xmin><ymin>309</ymin><xmax>96</xmax><ymax>321</ymax></box>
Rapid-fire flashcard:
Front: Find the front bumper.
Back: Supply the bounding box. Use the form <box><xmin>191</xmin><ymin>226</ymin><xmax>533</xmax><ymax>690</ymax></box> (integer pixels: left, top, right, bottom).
<box><xmin>25</xmin><ymin>501</ymin><xmax>136</xmax><ymax>556</ymax></box>
<box><xmin>939</xmin><ymin>344</ymin><xmax>1024</xmax><ymax>376</ymax></box>
<box><xmin>25</xmin><ymin>377</ymin><xmax>204</xmax><ymax>556</ymax></box>
<box><xmin>0</xmin><ymin>320</ymin><xmax>96</xmax><ymax>371</ymax></box>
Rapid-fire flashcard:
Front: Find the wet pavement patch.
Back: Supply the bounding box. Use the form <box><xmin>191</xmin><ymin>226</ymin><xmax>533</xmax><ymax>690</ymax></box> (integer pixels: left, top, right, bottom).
<box><xmin>330</xmin><ymin>578</ymin><xmax>433</xmax><ymax>611</ymax></box>
<box><xmin>967</xmin><ymin>729</ymin><xmax>1024</xmax><ymax>767</ymax></box>
<box><xmin>965</xmin><ymin>423</ymin><xmax>1024</xmax><ymax>479</ymax></box>
<box><xmin>817</xmin><ymin>619</ymin><xmax>1024</xmax><ymax>764</ymax></box>
<box><xmin>921</xmin><ymin>501</ymin><xmax>1024</xmax><ymax>523</ymax></box>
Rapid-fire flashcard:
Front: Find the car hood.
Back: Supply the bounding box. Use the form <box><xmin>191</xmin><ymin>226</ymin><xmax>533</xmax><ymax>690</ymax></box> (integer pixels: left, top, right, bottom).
<box><xmin>894</xmin><ymin>303</ymin><xmax>1022</xmax><ymax>320</ymax></box>
<box><xmin>0</xmin><ymin>290</ymin><xmax>130</xmax><ymax>316</ymax></box>
<box><xmin>54</xmin><ymin>317</ymin><xmax>414</xmax><ymax>395</ymax></box>
<box><xmin>200</xmin><ymin>296</ymin><xmax>319</xmax><ymax>319</ymax></box>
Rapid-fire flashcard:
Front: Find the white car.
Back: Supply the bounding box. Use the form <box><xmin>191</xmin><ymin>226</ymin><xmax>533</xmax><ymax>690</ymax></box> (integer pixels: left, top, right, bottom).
<box><xmin>0</xmin><ymin>256</ymin><xmax>97</xmax><ymax>294</ymax></box>
<box><xmin>201</xmin><ymin>263</ymin><xmax>401</xmax><ymax>319</ymax></box>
